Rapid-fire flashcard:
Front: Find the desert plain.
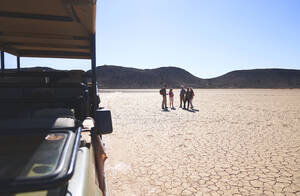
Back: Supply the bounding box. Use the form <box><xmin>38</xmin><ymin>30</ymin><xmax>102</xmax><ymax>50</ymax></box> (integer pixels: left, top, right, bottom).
<box><xmin>101</xmin><ymin>89</ymin><xmax>300</xmax><ymax>196</ymax></box>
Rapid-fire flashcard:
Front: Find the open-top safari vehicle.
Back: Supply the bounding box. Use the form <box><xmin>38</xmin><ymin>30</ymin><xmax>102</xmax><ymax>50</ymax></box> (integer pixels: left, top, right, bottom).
<box><xmin>0</xmin><ymin>0</ymin><xmax>112</xmax><ymax>195</ymax></box>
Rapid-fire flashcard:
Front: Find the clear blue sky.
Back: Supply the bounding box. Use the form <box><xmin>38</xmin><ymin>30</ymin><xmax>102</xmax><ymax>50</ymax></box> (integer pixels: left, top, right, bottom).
<box><xmin>4</xmin><ymin>0</ymin><xmax>300</xmax><ymax>78</ymax></box>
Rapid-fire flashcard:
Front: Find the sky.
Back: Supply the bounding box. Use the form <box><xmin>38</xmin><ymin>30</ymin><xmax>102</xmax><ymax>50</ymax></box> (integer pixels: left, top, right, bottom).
<box><xmin>3</xmin><ymin>0</ymin><xmax>300</xmax><ymax>78</ymax></box>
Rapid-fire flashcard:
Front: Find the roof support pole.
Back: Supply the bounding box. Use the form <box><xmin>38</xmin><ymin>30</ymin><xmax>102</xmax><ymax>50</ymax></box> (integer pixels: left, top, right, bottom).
<box><xmin>17</xmin><ymin>56</ymin><xmax>20</xmax><ymax>71</ymax></box>
<box><xmin>91</xmin><ymin>33</ymin><xmax>97</xmax><ymax>116</ymax></box>
<box><xmin>1</xmin><ymin>51</ymin><xmax>4</xmax><ymax>73</ymax></box>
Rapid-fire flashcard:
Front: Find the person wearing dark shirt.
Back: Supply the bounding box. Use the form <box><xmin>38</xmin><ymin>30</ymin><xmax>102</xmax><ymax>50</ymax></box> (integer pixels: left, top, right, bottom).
<box><xmin>179</xmin><ymin>85</ymin><xmax>186</xmax><ymax>108</ymax></box>
<box><xmin>161</xmin><ymin>84</ymin><xmax>167</xmax><ymax>109</ymax></box>
<box><xmin>184</xmin><ymin>88</ymin><xmax>192</xmax><ymax>109</ymax></box>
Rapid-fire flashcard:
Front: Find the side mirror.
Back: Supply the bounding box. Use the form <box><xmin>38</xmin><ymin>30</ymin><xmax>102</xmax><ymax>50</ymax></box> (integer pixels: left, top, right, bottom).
<box><xmin>94</xmin><ymin>109</ymin><xmax>113</xmax><ymax>134</ymax></box>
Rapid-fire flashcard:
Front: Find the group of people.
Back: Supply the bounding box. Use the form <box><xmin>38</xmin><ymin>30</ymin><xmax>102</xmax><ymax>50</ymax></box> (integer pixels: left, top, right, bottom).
<box><xmin>160</xmin><ymin>85</ymin><xmax>195</xmax><ymax>110</ymax></box>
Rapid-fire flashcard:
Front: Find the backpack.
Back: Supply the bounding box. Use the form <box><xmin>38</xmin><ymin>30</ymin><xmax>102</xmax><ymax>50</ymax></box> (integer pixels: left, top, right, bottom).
<box><xmin>159</xmin><ymin>89</ymin><xmax>164</xmax><ymax>95</ymax></box>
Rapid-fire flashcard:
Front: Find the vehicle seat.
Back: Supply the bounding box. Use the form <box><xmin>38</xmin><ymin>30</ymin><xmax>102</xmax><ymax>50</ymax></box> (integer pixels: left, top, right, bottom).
<box><xmin>0</xmin><ymin>108</ymin><xmax>80</xmax><ymax>131</ymax></box>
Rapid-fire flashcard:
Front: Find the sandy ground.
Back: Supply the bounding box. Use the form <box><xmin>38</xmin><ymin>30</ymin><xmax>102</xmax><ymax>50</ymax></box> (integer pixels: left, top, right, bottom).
<box><xmin>101</xmin><ymin>89</ymin><xmax>300</xmax><ymax>196</ymax></box>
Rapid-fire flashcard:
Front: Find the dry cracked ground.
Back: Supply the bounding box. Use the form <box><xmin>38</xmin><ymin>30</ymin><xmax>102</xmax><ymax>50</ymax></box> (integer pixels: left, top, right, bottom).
<box><xmin>101</xmin><ymin>89</ymin><xmax>300</xmax><ymax>196</ymax></box>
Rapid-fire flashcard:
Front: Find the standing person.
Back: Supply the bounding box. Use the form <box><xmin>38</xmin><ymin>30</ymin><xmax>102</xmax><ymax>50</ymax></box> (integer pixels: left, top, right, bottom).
<box><xmin>169</xmin><ymin>88</ymin><xmax>174</xmax><ymax>109</ymax></box>
<box><xmin>184</xmin><ymin>88</ymin><xmax>191</xmax><ymax>109</ymax></box>
<box><xmin>159</xmin><ymin>84</ymin><xmax>167</xmax><ymax>109</ymax></box>
<box><xmin>190</xmin><ymin>88</ymin><xmax>195</xmax><ymax>109</ymax></box>
<box><xmin>179</xmin><ymin>85</ymin><xmax>186</xmax><ymax>108</ymax></box>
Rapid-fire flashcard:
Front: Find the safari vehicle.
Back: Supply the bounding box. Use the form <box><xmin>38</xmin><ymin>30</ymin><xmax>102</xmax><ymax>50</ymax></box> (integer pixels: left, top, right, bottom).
<box><xmin>0</xmin><ymin>0</ymin><xmax>112</xmax><ymax>195</ymax></box>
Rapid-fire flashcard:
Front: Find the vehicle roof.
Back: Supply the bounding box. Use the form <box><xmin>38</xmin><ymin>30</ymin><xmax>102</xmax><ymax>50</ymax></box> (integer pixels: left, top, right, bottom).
<box><xmin>0</xmin><ymin>0</ymin><xmax>96</xmax><ymax>59</ymax></box>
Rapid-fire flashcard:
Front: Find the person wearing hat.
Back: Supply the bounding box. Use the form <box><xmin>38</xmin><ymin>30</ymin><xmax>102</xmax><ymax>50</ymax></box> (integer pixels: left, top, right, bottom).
<box><xmin>179</xmin><ymin>85</ymin><xmax>186</xmax><ymax>108</ymax></box>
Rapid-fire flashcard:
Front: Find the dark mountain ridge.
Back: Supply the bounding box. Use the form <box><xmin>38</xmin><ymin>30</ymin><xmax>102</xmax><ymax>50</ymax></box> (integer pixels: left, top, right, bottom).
<box><xmin>6</xmin><ymin>65</ymin><xmax>300</xmax><ymax>88</ymax></box>
<box><xmin>208</xmin><ymin>69</ymin><xmax>300</xmax><ymax>88</ymax></box>
<box><xmin>95</xmin><ymin>65</ymin><xmax>205</xmax><ymax>88</ymax></box>
<box><xmin>95</xmin><ymin>65</ymin><xmax>300</xmax><ymax>88</ymax></box>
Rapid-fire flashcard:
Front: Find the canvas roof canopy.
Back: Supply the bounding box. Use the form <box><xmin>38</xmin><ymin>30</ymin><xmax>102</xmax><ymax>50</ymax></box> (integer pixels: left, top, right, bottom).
<box><xmin>0</xmin><ymin>0</ymin><xmax>96</xmax><ymax>59</ymax></box>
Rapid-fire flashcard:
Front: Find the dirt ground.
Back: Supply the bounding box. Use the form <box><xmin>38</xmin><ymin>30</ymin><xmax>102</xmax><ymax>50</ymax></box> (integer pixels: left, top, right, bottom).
<box><xmin>101</xmin><ymin>89</ymin><xmax>300</xmax><ymax>196</ymax></box>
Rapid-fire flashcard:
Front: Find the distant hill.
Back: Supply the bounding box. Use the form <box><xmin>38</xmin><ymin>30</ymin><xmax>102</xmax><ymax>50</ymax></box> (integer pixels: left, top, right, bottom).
<box><xmin>207</xmin><ymin>69</ymin><xmax>300</xmax><ymax>88</ymax></box>
<box><xmin>95</xmin><ymin>65</ymin><xmax>300</xmax><ymax>88</ymax></box>
<box><xmin>95</xmin><ymin>65</ymin><xmax>205</xmax><ymax>88</ymax></box>
<box><xmin>7</xmin><ymin>65</ymin><xmax>300</xmax><ymax>88</ymax></box>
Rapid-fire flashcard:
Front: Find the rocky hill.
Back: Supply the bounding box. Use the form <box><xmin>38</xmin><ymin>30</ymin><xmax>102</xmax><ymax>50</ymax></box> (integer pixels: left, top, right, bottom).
<box><xmin>95</xmin><ymin>65</ymin><xmax>300</xmax><ymax>88</ymax></box>
<box><xmin>8</xmin><ymin>66</ymin><xmax>300</xmax><ymax>88</ymax></box>
<box><xmin>95</xmin><ymin>65</ymin><xmax>205</xmax><ymax>88</ymax></box>
<box><xmin>207</xmin><ymin>69</ymin><xmax>300</xmax><ymax>88</ymax></box>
